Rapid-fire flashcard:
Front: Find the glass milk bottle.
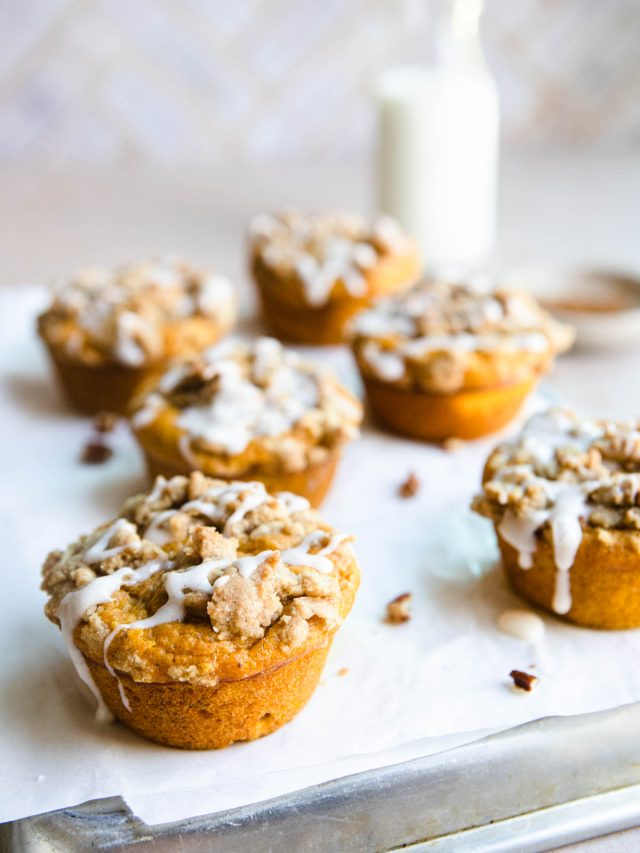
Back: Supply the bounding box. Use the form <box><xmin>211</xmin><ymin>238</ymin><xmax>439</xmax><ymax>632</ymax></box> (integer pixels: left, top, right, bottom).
<box><xmin>376</xmin><ymin>0</ymin><xmax>499</xmax><ymax>271</ymax></box>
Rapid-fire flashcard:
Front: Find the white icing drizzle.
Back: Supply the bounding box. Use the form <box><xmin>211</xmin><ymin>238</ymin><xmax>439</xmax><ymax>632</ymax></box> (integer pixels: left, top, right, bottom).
<box><xmin>84</xmin><ymin>519</ymin><xmax>139</xmax><ymax>565</ymax></box>
<box><xmin>180</xmin><ymin>482</ymin><xmax>270</xmax><ymax>535</ymax></box>
<box><xmin>146</xmin><ymin>475</ymin><xmax>168</xmax><ymax>502</ymax></box>
<box><xmin>549</xmin><ymin>487</ymin><xmax>589</xmax><ymax>614</ymax></box>
<box><xmin>114</xmin><ymin>311</ymin><xmax>152</xmax><ymax>367</ymax></box>
<box><xmin>131</xmin><ymin>392</ymin><xmax>164</xmax><ymax>429</ymax></box>
<box><xmin>197</xmin><ymin>274</ymin><xmax>235</xmax><ymax>316</ymax></box>
<box><xmin>276</xmin><ymin>491</ymin><xmax>311</xmax><ymax>514</ymax></box>
<box><xmin>57</xmin><ymin>559</ymin><xmax>170</xmax><ymax>722</ymax></box>
<box><xmin>143</xmin><ymin>510</ymin><xmax>179</xmax><ymax>546</ymax></box>
<box><xmin>178</xmin><ymin>433</ymin><xmax>200</xmax><ymax>468</ymax></box>
<box><xmin>498</xmin><ymin>511</ymin><xmax>547</xmax><ymax>569</ymax></box>
<box><xmin>142</xmin><ymin>481</ymin><xmax>310</xmax><ymax>544</ymax></box>
<box><xmin>294</xmin><ymin>240</ymin><xmax>371</xmax><ymax>306</ymax></box>
<box><xmin>404</xmin><ymin>331</ymin><xmax>550</xmax><ymax>356</ymax></box>
<box><xmin>280</xmin><ymin>531</ymin><xmax>351</xmax><ymax>574</ymax></box>
<box><xmin>361</xmin><ymin>342</ymin><xmax>405</xmax><ymax>382</ymax></box>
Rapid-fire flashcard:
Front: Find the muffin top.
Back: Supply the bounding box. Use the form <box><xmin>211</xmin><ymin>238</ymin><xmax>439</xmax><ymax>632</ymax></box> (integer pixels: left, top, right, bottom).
<box><xmin>131</xmin><ymin>337</ymin><xmax>362</xmax><ymax>474</ymax></box>
<box><xmin>42</xmin><ymin>472</ymin><xmax>358</xmax><ymax>701</ymax></box>
<box><xmin>351</xmin><ymin>278</ymin><xmax>575</xmax><ymax>393</ymax></box>
<box><xmin>249</xmin><ymin>210</ymin><xmax>417</xmax><ymax>307</ymax></box>
<box><xmin>37</xmin><ymin>256</ymin><xmax>236</xmax><ymax>368</ymax></box>
<box><xmin>473</xmin><ymin>408</ymin><xmax>640</xmax><ymax>589</ymax></box>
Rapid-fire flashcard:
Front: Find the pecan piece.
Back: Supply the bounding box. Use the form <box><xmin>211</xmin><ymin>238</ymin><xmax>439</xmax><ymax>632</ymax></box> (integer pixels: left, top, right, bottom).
<box><xmin>81</xmin><ymin>441</ymin><xmax>113</xmax><ymax>465</ymax></box>
<box><xmin>93</xmin><ymin>411</ymin><xmax>119</xmax><ymax>433</ymax></box>
<box><xmin>509</xmin><ymin>669</ymin><xmax>538</xmax><ymax>692</ymax></box>
<box><xmin>386</xmin><ymin>592</ymin><xmax>412</xmax><ymax>623</ymax></box>
<box><xmin>398</xmin><ymin>472</ymin><xmax>420</xmax><ymax>499</ymax></box>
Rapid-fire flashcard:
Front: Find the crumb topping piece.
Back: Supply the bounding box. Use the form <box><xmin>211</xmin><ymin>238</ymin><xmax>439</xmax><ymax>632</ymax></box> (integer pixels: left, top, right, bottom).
<box><xmin>41</xmin><ymin>474</ymin><xmax>356</xmax><ymax>710</ymax></box>
<box><xmin>132</xmin><ymin>337</ymin><xmax>362</xmax><ymax>465</ymax></box>
<box><xmin>250</xmin><ymin>210</ymin><xmax>415</xmax><ymax>307</ymax></box>
<box><xmin>351</xmin><ymin>278</ymin><xmax>574</xmax><ymax>392</ymax></box>
<box><xmin>473</xmin><ymin>409</ymin><xmax>640</xmax><ymax>615</ymax></box>
<box><xmin>38</xmin><ymin>256</ymin><xmax>236</xmax><ymax>367</ymax></box>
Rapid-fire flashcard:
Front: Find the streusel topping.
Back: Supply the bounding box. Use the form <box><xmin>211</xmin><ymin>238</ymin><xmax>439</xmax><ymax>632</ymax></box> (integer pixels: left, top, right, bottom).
<box><xmin>132</xmin><ymin>337</ymin><xmax>362</xmax><ymax>469</ymax></box>
<box><xmin>249</xmin><ymin>211</ymin><xmax>415</xmax><ymax>306</ymax></box>
<box><xmin>42</xmin><ymin>473</ymin><xmax>356</xmax><ymax>720</ymax></box>
<box><xmin>351</xmin><ymin>278</ymin><xmax>574</xmax><ymax>392</ymax></box>
<box><xmin>472</xmin><ymin>409</ymin><xmax>640</xmax><ymax>614</ymax></box>
<box><xmin>38</xmin><ymin>256</ymin><xmax>236</xmax><ymax>367</ymax></box>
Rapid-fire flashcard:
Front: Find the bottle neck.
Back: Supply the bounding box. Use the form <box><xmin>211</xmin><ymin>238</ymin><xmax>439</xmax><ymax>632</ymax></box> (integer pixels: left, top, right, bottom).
<box><xmin>436</xmin><ymin>0</ymin><xmax>488</xmax><ymax>72</ymax></box>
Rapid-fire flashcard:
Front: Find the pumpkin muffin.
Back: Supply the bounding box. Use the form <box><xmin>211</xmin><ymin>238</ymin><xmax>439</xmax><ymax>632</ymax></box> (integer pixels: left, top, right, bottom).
<box><xmin>37</xmin><ymin>257</ymin><xmax>237</xmax><ymax>414</ymax></box>
<box><xmin>130</xmin><ymin>337</ymin><xmax>362</xmax><ymax>506</ymax></box>
<box><xmin>472</xmin><ymin>409</ymin><xmax>640</xmax><ymax>629</ymax></box>
<box><xmin>41</xmin><ymin>472</ymin><xmax>360</xmax><ymax>748</ymax></box>
<box><xmin>350</xmin><ymin>277</ymin><xmax>574</xmax><ymax>441</ymax></box>
<box><xmin>249</xmin><ymin>211</ymin><xmax>420</xmax><ymax>345</ymax></box>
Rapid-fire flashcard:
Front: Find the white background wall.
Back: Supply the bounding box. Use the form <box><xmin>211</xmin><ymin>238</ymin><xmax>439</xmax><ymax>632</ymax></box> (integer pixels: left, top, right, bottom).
<box><xmin>1</xmin><ymin>0</ymin><xmax>639</xmax><ymax>167</ymax></box>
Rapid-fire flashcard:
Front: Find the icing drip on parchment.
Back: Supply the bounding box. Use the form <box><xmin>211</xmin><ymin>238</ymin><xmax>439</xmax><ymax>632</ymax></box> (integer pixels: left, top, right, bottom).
<box><xmin>496</xmin><ymin>608</ymin><xmax>546</xmax><ymax>665</ymax></box>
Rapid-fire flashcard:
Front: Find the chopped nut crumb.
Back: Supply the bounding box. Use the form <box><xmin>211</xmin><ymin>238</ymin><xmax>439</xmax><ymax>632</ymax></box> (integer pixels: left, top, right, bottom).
<box><xmin>398</xmin><ymin>472</ymin><xmax>420</xmax><ymax>499</ymax></box>
<box><xmin>386</xmin><ymin>592</ymin><xmax>412</xmax><ymax>623</ymax></box>
<box><xmin>93</xmin><ymin>411</ymin><xmax>119</xmax><ymax>433</ymax></box>
<box><xmin>337</xmin><ymin>667</ymin><xmax>349</xmax><ymax>677</ymax></box>
<box><xmin>80</xmin><ymin>441</ymin><xmax>113</xmax><ymax>465</ymax></box>
<box><xmin>509</xmin><ymin>669</ymin><xmax>538</xmax><ymax>692</ymax></box>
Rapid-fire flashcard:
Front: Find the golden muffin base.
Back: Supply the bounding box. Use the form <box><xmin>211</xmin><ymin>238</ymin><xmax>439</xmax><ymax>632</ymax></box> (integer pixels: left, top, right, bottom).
<box><xmin>41</xmin><ymin>316</ymin><xmax>232</xmax><ymax>415</ymax></box>
<box><xmin>85</xmin><ymin>640</ymin><xmax>332</xmax><ymax>749</ymax></box>
<box><xmin>361</xmin><ymin>375</ymin><xmax>537</xmax><ymax>441</ymax></box>
<box><xmin>497</xmin><ymin>527</ymin><xmax>640</xmax><ymax>630</ymax></box>
<box><xmin>142</xmin><ymin>444</ymin><xmax>341</xmax><ymax>508</ymax></box>
<box><xmin>259</xmin><ymin>286</ymin><xmax>370</xmax><ymax>345</ymax></box>
<box><xmin>252</xmin><ymin>251</ymin><xmax>420</xmax><ymax>345</ymax></box>
<box><xmin>45</xmin><ymin>344</ymin><xmax>164</xmax><ymax>415</ymax></box>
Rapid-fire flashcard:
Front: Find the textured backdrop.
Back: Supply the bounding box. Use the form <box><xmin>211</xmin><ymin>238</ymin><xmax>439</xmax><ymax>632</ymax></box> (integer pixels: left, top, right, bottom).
<box><xmin>1</xmin><ymin>0</ymin><xmax>639</xmax><ymax>166</ymax></box>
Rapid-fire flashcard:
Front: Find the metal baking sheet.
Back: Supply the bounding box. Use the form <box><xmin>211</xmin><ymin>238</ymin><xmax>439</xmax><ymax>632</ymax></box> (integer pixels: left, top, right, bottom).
<box><xmin>4</xmin><ymin>701</ymin><xmax>640</xmax><ymax>852</ymax></box>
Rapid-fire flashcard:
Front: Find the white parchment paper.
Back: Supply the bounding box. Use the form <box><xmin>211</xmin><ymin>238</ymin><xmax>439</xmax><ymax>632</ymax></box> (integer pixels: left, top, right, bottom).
<box><xmin>2</xmin><ymin>287</ymin><xmax>640</xmax><ymax>826</ymax></box>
